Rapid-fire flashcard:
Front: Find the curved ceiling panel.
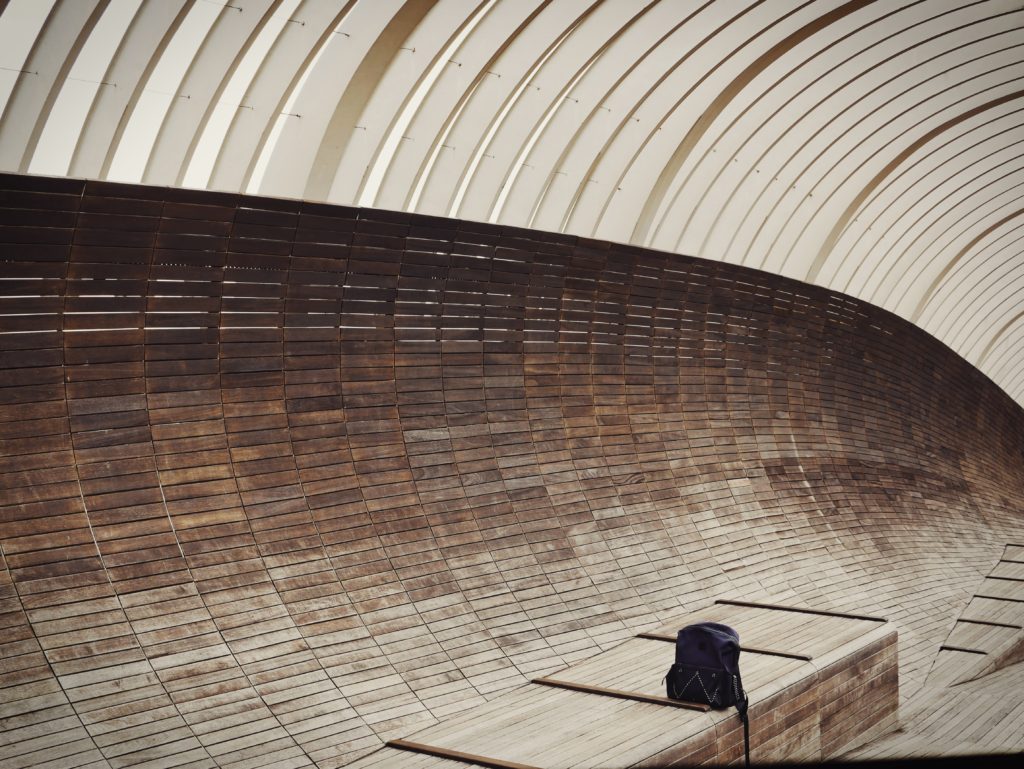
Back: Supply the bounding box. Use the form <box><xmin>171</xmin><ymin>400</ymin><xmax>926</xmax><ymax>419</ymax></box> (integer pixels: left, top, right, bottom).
<box><xmin>2</xmin><ymin>0</ymin><xmax>1023</xmax><ymax>400</ymax></box>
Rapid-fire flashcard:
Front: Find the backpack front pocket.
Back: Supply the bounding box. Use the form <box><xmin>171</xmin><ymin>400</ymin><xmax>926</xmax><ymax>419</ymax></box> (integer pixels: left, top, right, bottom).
<box><xmin>665</xmin><ymin>662</ymin><xmax>725</xmax><ymax>706</ymax></box>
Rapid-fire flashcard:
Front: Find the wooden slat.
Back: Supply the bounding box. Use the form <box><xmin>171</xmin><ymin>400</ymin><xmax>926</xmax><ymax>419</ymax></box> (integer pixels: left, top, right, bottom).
<box><xmin>938</xmin><ymin>645</ymin><xmax>988</xmax><ymax>655</ymax></box>
<box><xmin>975</xmin><ymin>595</ymin><xmax>1024</xmax><ymax>603</ymax></box>
<box><xmin>714</xmin><ymin>599</ymin><xmax>887</xmax><ymax>623</ymax></box>
<box><xmin>957</xmin><ymin>617</ymin><xmax>1024</xmax><ymax>629</ymax></box>
<box><xmin>387</xmin><ymin>739</ymin><xmax>541</xmax><ymax>769</ymax></box>
<box><xmin>531</xmin><ymin>676</ymin><xmax>710</xmax><ymax>712</ymax></box>
<box><xmin>634</xmin><ymin>631</ymin><xmax>813</xmax><ymax>661</ymax></box>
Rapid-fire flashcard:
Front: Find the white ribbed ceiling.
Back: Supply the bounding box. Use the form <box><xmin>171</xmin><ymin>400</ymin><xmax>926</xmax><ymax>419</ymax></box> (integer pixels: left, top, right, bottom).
<box><xmin>2</xmin><ymin>0</ymin><xmax>1024</xmax><ymax>402</ymax></box>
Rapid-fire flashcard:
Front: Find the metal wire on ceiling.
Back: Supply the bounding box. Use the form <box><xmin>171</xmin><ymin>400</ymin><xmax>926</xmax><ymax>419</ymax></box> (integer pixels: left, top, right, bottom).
<box><xmin>1</xmin><ymin>0</ymin><xmax>1023</xmax><ymax>401</ymax></box>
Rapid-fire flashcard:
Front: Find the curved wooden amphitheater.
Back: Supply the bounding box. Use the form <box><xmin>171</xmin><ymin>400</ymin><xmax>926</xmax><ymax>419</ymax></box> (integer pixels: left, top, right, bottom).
<box><xmin>2</xmin><ymin>173</ymin><xmax>1024</xmax><ymax>768</ymax></box>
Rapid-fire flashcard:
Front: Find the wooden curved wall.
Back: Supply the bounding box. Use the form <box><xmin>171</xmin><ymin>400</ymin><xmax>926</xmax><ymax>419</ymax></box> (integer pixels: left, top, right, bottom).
<box><xmin>2</xmin><ymin>173</ymin><xmax>1023</xmax><ymax>769</ymax></box>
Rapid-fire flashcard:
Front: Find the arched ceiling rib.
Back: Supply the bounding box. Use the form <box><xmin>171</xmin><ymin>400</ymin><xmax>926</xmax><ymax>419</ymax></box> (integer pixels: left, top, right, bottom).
<box><xmin>2</xmin><ymin>0</ymin><xmax>1024</xmax><ymax>402</ymax></box>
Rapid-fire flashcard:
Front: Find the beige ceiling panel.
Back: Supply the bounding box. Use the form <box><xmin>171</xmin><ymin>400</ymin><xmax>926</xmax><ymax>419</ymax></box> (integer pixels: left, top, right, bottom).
<box><xmin>303</xmin><ymin>0</ymin><xmax>436</xmax><ymax>200</ymax></box>
<box><xmin>982</xmin><ymin>321</ymin><xmax>1024</xmax><ymax>398</ymax></box>
<box><xmin>446</xmin><ymin>0</ymin><xmax>599</xmax><ymax>221</ymax></box>
<box><xmin>789</xmin><ymin>47</ymin><xmax>1024</xmax><ymax>291</ymax></box>
<box><xmin>182</xmin><ymin>0</ymin><xmax>303</xmax><ymax>189</ymax></box>
<box><xmin>253</xmin><ymin>0</ymin><xmax>405</xmax><ymax>198</ymax></box>
<box><xmin>915</xmin><ymin>207</ymin><xmax>1024</xmax><ymax>351</ymax></box>
<box><xmin>631</xmin><ymin>0</ymin><xmax>878</xmax><ymax>251</ymax></box>
<box><xmin>562</xmin><ymin>0</ymin><xmax>749</xmax><ymax>238</ymax></box>
<box><xmin>977</xmin><ymin>299</ymin><xmax>1024</xmax><ymax>369</ymax></box>
<box><xmin>663</xmin><ymin>1</ymin><xmax>974</xmax><ymax>267</ymax></box>
<box><xmin>524</xmin><ymin>0</ymin><xmax>700</xmax><ymax>231</ymax></box>
<box><xmin>651</xmin><ymin>2</ymin><xmax>907</xmax><ymax>261</ymax></box>
<box><xmin>733</xmin><ymin>2</ymin><xmax>985</xmax><ymax>275</ymax></box>
<box><xmin>0</xmin><ymin>0</ymin><xmax>102</xmax><ymax>171</ymax></box>
<box><xmin>854</xmin><ymin>129</ymin><xmax>1024</xmax><ymax>311</ymax></box>
<box><xmin>589</xmin><ymin>0</ymin><xmax>813</xmax><ymax>244</ymax></box>
<box><xmin>903</xmin><ymin>196</ymin><xmax>1024</xmax><ymax>320</ymax></box>
<box><xmin>28</xmin><ymin>0</ymin><xmax>143</xmax><ymax>177</ymax></box>
<box><xmin>775</xmin><ymin>85</ymin><xmax>1016</xmax><ymax>284</ymax></box>
<box><xmin>384</xmin><ymin>0</ymin><xmax>545</xmax><ymax>213</ymax></box>
<box><xmin>478</xmin><ymin>0</ymin><xmax>655</xmax><ymax>224</ymax></box>
<box><xmin>866</xmin><ymin>180</ymin><xmax>1024</xmax><ymax>347</ymax></box>
<box><xmin>329</xmin><ymin>0</ymin><xmax>488</xmax><ymax>207</ymax></box>
<box><xmin>106</xmin><ymin>0</ymin><xmax>225</xmax><ymax>182</ymax></box>
<box><xmin>492</xmin><ymin>0</ymin><xmax>665</xmax><ymax>226</ymax></box>
<box><xmin>145</xmin><ymin>0</ymin><xmax>276</xmax><ymax>186</ymax></box>
<box><xmin>951</xmin><ymin>253</ymin><xmax>1024</xmax><ymax>364</ymax></box>
<box><xmin>69</xmin><ymin>0</ymin><xmax>188</xmax><ymax>179</ymax></box>
<box><xmin>817</xmin><ymin>18</ymin><xmax>1024</xmax><ymax>290</ymax></box>
<box><xmin>411</xmin><ymin>0</ymin><xmax>594</xmax><ymax>218</ymax></box>
<box><xmin>0</xmin><ymin>0</ymin><xmax>57</xmax><ymax>123</ymax></box>
<box><xmin>221</xmin><ymin>1</ymin><xmax>356</xmax><ymax>192</ymax></box>
<box><xmin>741</xmin><ymin>5</ymin><xmax>1005</xmax><ymax>277</ymax></box>
<box><xmin>926</xmin><ymin>221</ymin><xmax>1024</xmax><ymax>351</ymax></box>
<box><xmin>876</xmin><ymin>109</ymin><xmax>1024</xmax><ymax>314</ymax></box>
<box><xmin>799</xmin><ymin>85</ymin><xmax>1024</xmax><ymax>292</ymax></box>
<box><xmin>826</xmin><ymin>113</ymin><xmax>1024</xmax><ymax>297</ymax></box>
<box><xmin>530</xmin><ymin>0</ymin><xmax>711</xmax><ymax>233</ymax></box>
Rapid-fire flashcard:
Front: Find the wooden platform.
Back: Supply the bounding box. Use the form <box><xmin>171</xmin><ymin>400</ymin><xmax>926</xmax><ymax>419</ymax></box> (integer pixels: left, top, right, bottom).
<box><xmin>348</xmin><ymin>602</ymin><xmax>897</xmax><ymax>768</ymax></box>
<box><xmin>2</xmin><ymin>174</ymin><xmax>1024</xmax><ymax>767</ymax></box>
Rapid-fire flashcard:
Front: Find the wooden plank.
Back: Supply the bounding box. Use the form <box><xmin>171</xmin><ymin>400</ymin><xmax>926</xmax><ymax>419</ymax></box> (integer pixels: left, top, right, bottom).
<box><xmin>957</xmin><ymin>618</ymin><xmax>1024</xmax><ymax>630</ymax></box>
<box><xmin>938</xmin><ymin>645</ymin><xmax>987</xmax><ymax>655</ymax></box>
<box><xmin>387</xmin><ymin>740</ymin><xmax>540</xmax><ymax>769</ymax></box>
<box><xmin>975</xmin><ymin>595</ymin><xmax>1024</xmax><ymax>603</ymax></box>
<box><xmin>530</xmin><ymin>676</ymin><xmax>709</xmax><ymax>712</ymax></box>
<box><xmin>714</xmin><ymin>599</ymin><xmax>887</xmax><ymax>623</ymax></box>
<box><xmin>635</xmin><ymin>631</ymin><xmax>813</xmax><ymax>661</ymax></box>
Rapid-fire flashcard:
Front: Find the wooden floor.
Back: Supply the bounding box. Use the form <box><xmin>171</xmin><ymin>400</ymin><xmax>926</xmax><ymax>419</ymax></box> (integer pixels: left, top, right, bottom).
<box><xmin>2</xmin><ymin>173</ymin><xmax>1024</xmax><ymax>768</ymax></box>
<box><xmin>923</xmin><ymin>543</ymin><xmax>1024</xmax><ymax>689</ymax></box>
<box><xmin>849</xmin><ymin>649</ymin><xmax>1024</xmax><ymax>760</ymax></box>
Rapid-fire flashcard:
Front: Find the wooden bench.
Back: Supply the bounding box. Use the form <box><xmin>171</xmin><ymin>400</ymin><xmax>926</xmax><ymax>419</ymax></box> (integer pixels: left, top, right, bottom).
<box><xmin>348</xmin><ymin>600</ymin><xmax>898</xmax><ymax>768</ymax></box>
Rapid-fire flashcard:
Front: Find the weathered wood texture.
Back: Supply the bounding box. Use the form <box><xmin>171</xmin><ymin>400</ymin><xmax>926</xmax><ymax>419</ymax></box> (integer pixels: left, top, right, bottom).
<box><xmin>924</xmin><ymin>543</ymin><xmax>1024</xmax><ymax>689</ymax></box>
<box><xmin>353</xmin><ymin>606</ymin><xmax>897</xmax><ymax>768</ymax></box>
<box><xmin>1</xmin><ymin>173</ymin><xmax>1023</xmax><ymax>767</ymax></box>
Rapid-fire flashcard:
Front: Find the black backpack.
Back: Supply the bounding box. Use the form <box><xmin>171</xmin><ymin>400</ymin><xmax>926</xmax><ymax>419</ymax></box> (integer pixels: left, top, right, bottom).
<box><xmin>664</xmin><ymin>622</ymin><xmax>750</xmax><ymax>765</ymax></box>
